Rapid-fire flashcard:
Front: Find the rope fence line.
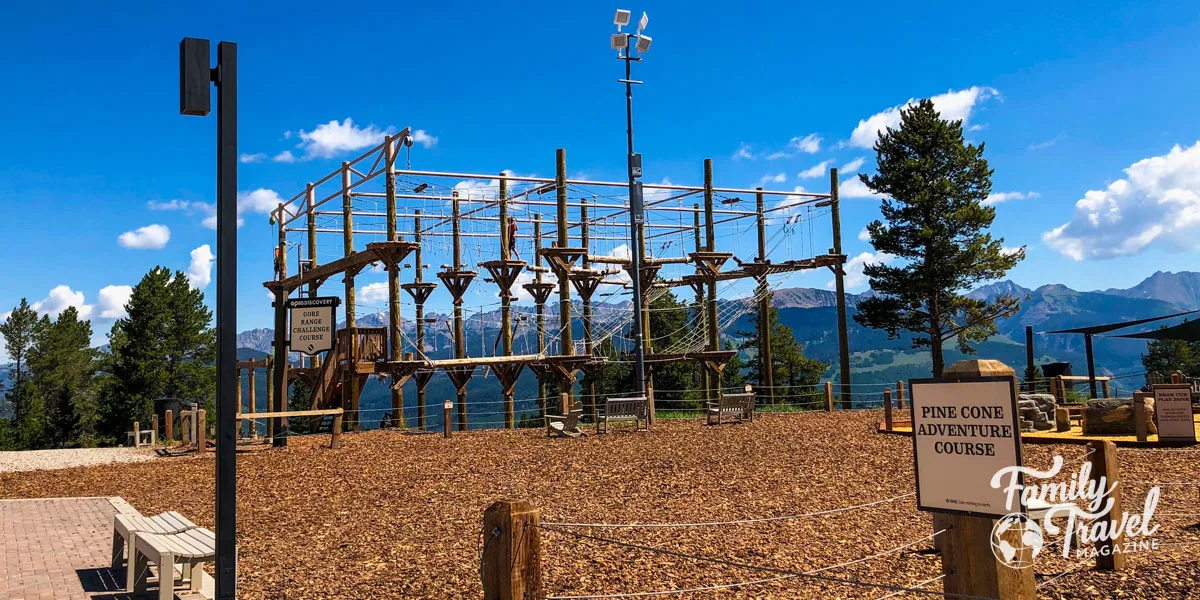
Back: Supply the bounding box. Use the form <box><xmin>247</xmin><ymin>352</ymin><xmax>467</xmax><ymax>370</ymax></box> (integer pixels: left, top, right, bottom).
<box><xmin>870</xmin><ymin>574</ymin><xmax>946</xmax><ymax>600</ymax></box>
<box><xmin>543</xmin><ymin>492</ymin><xmax>914</xmax><ymax>529</ymax></box>
<box><xmin>531</xmin><ymin>524</ymin><xmax>997</xmax><ymax>600</ymax></box>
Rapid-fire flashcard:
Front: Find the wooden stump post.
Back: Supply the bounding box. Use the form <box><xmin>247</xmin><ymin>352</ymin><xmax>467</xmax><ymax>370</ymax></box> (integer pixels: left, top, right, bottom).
<box><xmin>939</xmin><ymin>514</ymin><xmax>1036</xmax><ymax>600</ymax></box>
<box><xmin>196</xmin><ymin>409</ymin><xmax>207</xmax><ymax>455</ymax></box>
<box><xmin>1101</xmin><ymin>379</ymin><xmax>1111</xmax><ymax>398</ymax></box>
<box><xmin>1087</xmin><ymin>440</ymin><xmax>1126</xmax><ymax>570</ymax></box>
<box><xmin>481</xmin><ymin>500</ymin><xmax>542</xmax><ymax>600</ymax></box>
<box><xmin>165</xmin><ymin>409</ymin><xmax>174</xmax><ymax>442</ymax></box>
<box><xmin>824</xmin><ymin>381</ymin><xmax>834</xmax><ymax>412</ymax></box>
<box><xmin>1055</xmin><ymin>406</ymin><xmax>1071</xmax><ymax>432</ymax></box>
<box><xmin>443</xmin><ymin>401</ymin><xmax>453</xmax><ymax>439</ymax></box>
<box><xmin>151</xmin><ymin>415</ymin><xmax>159</xmax><ymax>442</ymax></box>
<box><xmin>560</xmin><ymin>392</ymin><xmax>569</xmax><ymax>415</ymax></box>
<box><xmin>331</xmin><ymin>412</ymin><xmax>343</xmax><ymax>449</ymax></box>
<box><xmin>132</xmin><ymin>421</ymin><xmax>140</xmax><ymax>448</ymax></box>
<box><xmin>895</xmin><ymin>380</ymin><xmax>906</xmax><ymax>409</ymax></box>
<box><xmin>1133</xmin><ymin>392</ymin><xmax>1149</xmax><ymax>442</ymax></box>
<box><xmin>883</xmin><ymin>388</ymin><xmax>893</xmax><ymax>431</ymax></box>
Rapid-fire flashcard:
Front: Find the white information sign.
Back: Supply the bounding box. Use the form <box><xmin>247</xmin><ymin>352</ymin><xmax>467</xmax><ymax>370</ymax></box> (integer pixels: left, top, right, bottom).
<box><xmin>910</xmin><ymin>377</ymin><xmax>1023</xmax><ymax>518</ymax></box>
<box><xmin>1152</xmin><ymin>384</ymin><xmax>1196</xmax><ymax>443</ymax></box>
<box><xmin>287</xmin><ymin>296</ymin><xmax>339</xmax><ymax>355</ymax></box>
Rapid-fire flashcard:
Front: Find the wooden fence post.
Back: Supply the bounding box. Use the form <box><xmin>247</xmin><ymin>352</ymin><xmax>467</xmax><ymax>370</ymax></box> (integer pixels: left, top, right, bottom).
<box><xmin>883</xmin><ymin>388</ymin><xmax>893</xmax><ymax>431</ymax></box>
<box><xmin>895</xmin><ymin>380</ymin><xmax>906</xmax><ymax>409</ymax></box>
<box><xmin>331</xmin><ymin>411</ymin><xmax>343</xmax><ymax>449</ymax></box>
<box><xmin>560</xmin><ymin>392</ymin><xmax>569</xmax><ymax>415</ymax></box>
<box><xmin>443</xmin><ymin>401</ymin><xmax>453</xmax><ymax>439</ymax></box>
<box><xmin>196</xmin><ymin>409</ymin><xmax>207</xmax><ymax>455</ymax></box>
<box><xmin>1133</xmin><ymin>392</ymin><xmax>1148</xmax><ymax>442</ymax></box>
<box><xmin>481</xmin><ymin>500</ymin><xmax>542</xmax><ymax>600</ymax></box>
<box><xmin>165</xmin><ymin>409</ymin><xmax>174</xmax><ymax>442</ymax></box>
<box><xmin>1087</xmin><ymin>440</ymin><xmax>1126</xmax><ymax>570</ymax></box>
<box><xmin>132</xmin><ymin>421</ymin><xmax>140</xmax><ymax>448</ymax></box>
<box><xmin>1101</xmin><ymin>379</ymin><xmax>1111</xmax><ymax>398</ymax></box>
<box><xmin>151</xmin><ymin>415</ymin><xmax>159</xmax><ymax>443</ymax></box>
<box><xmin>824</xmin><ymin>381</ymin><xmax>834</xmax><ymax>412</ymax></box>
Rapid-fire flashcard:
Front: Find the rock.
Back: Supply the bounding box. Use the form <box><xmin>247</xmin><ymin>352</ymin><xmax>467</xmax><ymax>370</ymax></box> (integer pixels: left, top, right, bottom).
<box><xmin>1082</xmin><ymin>398</ymin><xmax>1157</xmax><ymax>435</ymax></box>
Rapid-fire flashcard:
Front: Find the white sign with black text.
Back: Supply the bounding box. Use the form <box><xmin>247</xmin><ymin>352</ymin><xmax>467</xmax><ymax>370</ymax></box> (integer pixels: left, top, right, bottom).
<box><xmin>287</xmin><ymin>296</ymin><xmax>340</xmax><ymax>355</ymax></box>
<box><xmin>1152</xmin><ymin>384</ymin><xmax>1196</xmax><ymax>443</ymax></box>
<box><xmin>910</xmin><ymin>377</ymin><xmax>1023</xmax><ymax>518</ymax></box>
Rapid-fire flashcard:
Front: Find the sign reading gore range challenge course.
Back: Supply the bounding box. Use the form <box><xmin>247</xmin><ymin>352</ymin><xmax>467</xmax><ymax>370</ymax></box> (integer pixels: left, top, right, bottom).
<box><xmin>910</xmin><ymin>377</ymin><xmax>1023</xmax><ymax>518</ymax></box>
<box><xmin>287</xmin><ymin>296</ymin><xmax>340</xmax><ymax>355</ymax></box>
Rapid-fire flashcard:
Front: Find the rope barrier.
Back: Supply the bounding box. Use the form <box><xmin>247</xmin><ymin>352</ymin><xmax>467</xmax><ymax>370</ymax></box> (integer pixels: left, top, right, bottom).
<box><xmin>871</xmin><ymin>574</ymin><xmax>946</xmax><ymax>600</ymax></box>
<box><xmin>532</xmin><ymin>525</ymin><xmax>995</xmax><ymax>600</ymax></box>
<box><xmin>543</xmin><ymin>492</ymin><xmax>914</xmax><ymax>529</ymax></box>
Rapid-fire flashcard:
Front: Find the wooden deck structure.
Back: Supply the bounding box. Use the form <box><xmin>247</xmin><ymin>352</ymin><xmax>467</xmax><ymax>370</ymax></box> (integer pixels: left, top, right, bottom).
<box><xmin>261</xmin><ymin>133</ymin><xmax>850</xmax><ymax>445</ymax></box>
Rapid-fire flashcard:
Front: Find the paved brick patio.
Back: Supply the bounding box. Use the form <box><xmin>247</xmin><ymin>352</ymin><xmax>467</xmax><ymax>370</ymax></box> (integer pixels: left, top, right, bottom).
<box><xmin>0</xmin><ymin>497</ymin><xmax>137</xmax><ymax>600</ymax></box>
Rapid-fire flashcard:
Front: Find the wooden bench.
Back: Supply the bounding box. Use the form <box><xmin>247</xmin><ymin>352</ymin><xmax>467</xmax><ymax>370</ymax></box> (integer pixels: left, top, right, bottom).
<box><xmin>112</xmin><ymin>510</ymin><xmax>197</xmax><ymax>589</ymax></box>
<box><xmin>707</xmin><ymin>392</ymin><xmax>755</xmax><ymax>425</ymax></box>
<box><xmin>598</xmin><ymin>396</ymin><xmax>647</xmax><ymax>434</ymax></box>
<box><xmin>546</xmin><ymin>402</ymin><xmax>585</xmax><ymax>438</ymax></box>
<box><xmin>236</xmin><ymin>408</ymin><xmax>344</xmax><ymax>448</ymax></box>
<box><xmin>131</xmin><ymin>527</ymin><xmax>216</xmax><ymax>600</ymax></box>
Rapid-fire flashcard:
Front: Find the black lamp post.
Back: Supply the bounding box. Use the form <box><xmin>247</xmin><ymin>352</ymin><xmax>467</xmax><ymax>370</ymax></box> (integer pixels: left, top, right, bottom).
<box><xmin>180</xmin><ymin>37</ymin><xmax>238</xmax><ymax>600</ymax></box>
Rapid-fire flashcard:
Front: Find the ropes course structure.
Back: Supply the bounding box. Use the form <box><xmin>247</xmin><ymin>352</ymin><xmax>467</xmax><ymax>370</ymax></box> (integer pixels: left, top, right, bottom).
<box><xmin>257</xmin><ymin>132</ymin><xmax>852</xmax><ymax>443</ymax></box>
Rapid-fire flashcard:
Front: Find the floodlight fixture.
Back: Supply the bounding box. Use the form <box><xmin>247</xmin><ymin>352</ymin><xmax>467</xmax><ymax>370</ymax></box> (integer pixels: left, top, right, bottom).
<box><xmin>638</xmin><ymin>11</ymin><xmax>649</xmax><ymax>32</ymax></box>
<box><xmin>614</xmin><ymin>9</ymin><xmax>631</xmax><ymax>29</ymax></box>
<box><xmin>611</xmin><ymin>33</ymin><xmax>628</xmax><ymax>50</ymax></box>
<box><xmin>635</xmin><ymin>34</ymin><xmax>652</xmax><ymax>53</ymax></box>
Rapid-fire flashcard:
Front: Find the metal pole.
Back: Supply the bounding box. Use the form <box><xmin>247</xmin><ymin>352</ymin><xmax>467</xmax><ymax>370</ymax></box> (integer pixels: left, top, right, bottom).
<box><xmin>623</xmin><ymin>37</ymin><xmax>648</xmax><ymax>401</ymax></box>
<box><xmin>830</xmin><ymin>168</ymin><xmax>852</xmax><ymax>409</ymax></box>
<box><xmin>1025</xmin><ymin>325</ymin><xmax>1035</xmax><ymax>393</ymax></box>
<box><xmin>1085</xmin><ymin>333</ymin><xmax>1098</xmax><ymax>399</ymax></box>
<box><xmin>214</xmin><ymin>40</ymin><xmax>238</xmax><ymax>600</ymax></box>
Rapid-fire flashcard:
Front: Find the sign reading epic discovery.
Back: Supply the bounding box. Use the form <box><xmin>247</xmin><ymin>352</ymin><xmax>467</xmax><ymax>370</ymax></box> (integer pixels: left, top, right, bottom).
<box><xmin>287</xmin><ymin>296</ymin><xmax>340</xmax><ymax>356</ymax></box>
<box><xmin>910</xmin><ymin>377</ymin><xmax>1023</xmax><ymax>518</ymax></box>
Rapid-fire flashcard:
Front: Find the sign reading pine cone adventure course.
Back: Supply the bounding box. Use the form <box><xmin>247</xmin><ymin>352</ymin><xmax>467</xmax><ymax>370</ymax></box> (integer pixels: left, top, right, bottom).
<box><xmin>287</xmin><ymin>296</ymin><xmax>340</xmax><ymax>355</ymax></box>
<box><xmin>1151</xmin><ymin>384</ymin><xmax>1196</xmax><ymax>443</ymax></box>
<box><xmin>910</xmin><ymin>376</ymin><xmax>1023</xmax><ymax>518</ymax></box>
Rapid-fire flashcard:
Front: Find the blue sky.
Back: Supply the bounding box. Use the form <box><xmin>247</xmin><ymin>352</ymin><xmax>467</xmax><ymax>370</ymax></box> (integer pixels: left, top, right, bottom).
<box><xmin>2</xmin><ymin>1</ymin><xmax>1200</xmax><ymax>353</ymax></box>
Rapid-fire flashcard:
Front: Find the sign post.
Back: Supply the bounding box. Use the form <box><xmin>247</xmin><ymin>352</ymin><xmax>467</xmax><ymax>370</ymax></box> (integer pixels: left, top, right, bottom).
<box><xmin>286</xmin><ymin>297</ymin><xmax>340</xmax><ymax>355</ymax></box>
<box><xmin>1152</xmin><ymin>384</ymin><xmax>1196</xmax><ymax>443</ymax></box>
<box><xmin>910</xmin><ymin>359</ymin><xmax>1035</xmax><ymax>600</ymax></box>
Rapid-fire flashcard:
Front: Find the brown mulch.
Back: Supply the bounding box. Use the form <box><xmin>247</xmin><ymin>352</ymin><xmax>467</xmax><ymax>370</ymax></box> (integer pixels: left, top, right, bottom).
<box><xmin>2</xmin><ymin>410</ymin><xmax>1198</xmax><ymax>599</ymax></box>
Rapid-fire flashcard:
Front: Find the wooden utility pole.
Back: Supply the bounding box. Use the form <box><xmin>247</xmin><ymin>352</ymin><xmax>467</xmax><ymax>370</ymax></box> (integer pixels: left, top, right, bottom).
<box><xmin>703</xmin><ymin>159</ymin><xmax>719</xmax><ymax>401</ymax></box>
<box><xmin>1024</xmin><ymin>325</ymin><xmax>1035</xmax><ymax>392</ymax></box>
<box><xmin>581</xmin><ymin>197</ymin><xmax>596</xmax><ymax>422</ymax></box>
<box><xmin>247</xmin><ymin>362</ymin><xmax>256</xmax><ymax>436</ymax></box>
<box><xmin>755</xmin><ymin>188</ymin><xmax>774</xmax><ymax>406</ymax></box>
<box><xmin>534</xmin><ymin>214</ymin><xmax>548</xmax><ymax>405</ymax></box>
<box><xmin>556</xmin><ymin>149</ymin><xmax>573</xmax><ymax>358</ymax></box>
<box><xmin>830</xmin><ymin>168</ymin><xmax>851</xmax><ymax>409</ymax></box>
<box><xmin>693</xmin><ymin>205</ymin><xmax>709</xmax><ymax>396</ymax></box>
<box><xmin>499</xmin><ymin>175</ymin><xmax>516</xmax><ymax>429</ymax></box>
<box><xmin>452</xmin><ymin>193</ymin><xmax>468</xmax><ymax>430</ymax></box>
<box><xmin>386</xmin><ymin>138</ymin><xmax>402</xmax><ymax>430</ymax></box>
<box><xmin>306</xmin><ymin>184</ymin><xmax>320</xmax><ymax>371</ymax></box>
<box><xmin>342</xmin><ymin>161</ymin><xmax>362</xmax><ymax>430</ymax></box>
<box><xmin>481</xmin><ymin>500</ymin><xmax>542</xmax><ymax>599</ymax></box>
<box><xmin>414</xmin><ymin>211</ymin><xmax>427</xmax><ymax>428</ymax></box>
<box><xmin>1085</xmin><ymin>333</ymin><xmax>1098</xmax><ymax>399</ymax></box>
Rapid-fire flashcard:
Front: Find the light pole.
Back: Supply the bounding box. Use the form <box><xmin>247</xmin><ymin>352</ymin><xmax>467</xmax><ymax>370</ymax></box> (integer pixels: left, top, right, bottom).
<box><xmin>180</xmin><ymin>37</ymin><xmax>238</xmax><ymax>599</ymax></box>
<box><xmin>612</xmin><ymin>9</ymin><xmax>652</xmax><ymax>399</ymax></box>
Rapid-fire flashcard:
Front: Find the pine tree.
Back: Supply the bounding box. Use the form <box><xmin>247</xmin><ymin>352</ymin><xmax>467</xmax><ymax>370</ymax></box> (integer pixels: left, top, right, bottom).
<box><xmin>738</xmin><ymin>300</ymin><xmax>827</xmax><ymax>405</ymax></box>
<box><xmin>27</xmin><ymin>307</ymin><xmax>98</xmax><ymax>447</ymax></box>
<box><xmin>2</xmin><ymin>299</ymin><xmax>43</xmax><ymax>447</ymax></box>
<box><xmin>854</xmin><ymin>99</ymin><xmax>1024</xmax><ymax>377</ymax></box>
<box><xmin>103</xmin><ymin>267</ymin><xmax>215</xmax><ymax>442</ymax></box>
<box><xmin>1141</xmin><ymin>331</ymin><xmax>1199</xmax><ymax>383</ymax></box>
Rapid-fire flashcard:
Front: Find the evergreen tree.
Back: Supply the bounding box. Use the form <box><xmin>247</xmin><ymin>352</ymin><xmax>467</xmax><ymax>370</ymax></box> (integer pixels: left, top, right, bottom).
<box><xmin>737</xmin><ymin>299</ymin><xmax>827</xmax><ymax>405</ymax></box>
<box><xmin>27</xmin><ymin>307</ymin><xmax>98</xmax><ymax>447</ymax></box>
<box><xmin>1</xmin><ymin>300</ymin><xmax>43</xmax><ymax>447</ymax></box>
<box><xmin>103</xmin><ymin>267</ymin><xmax>215</xmax><ymax>442</ymax></box>
<box><xmin>288</xmin><ymin>378</ymin><xmax>314</xmax><ymax>434</ymax></box>
<box><xmin>1141</xmin><ymin>331</ymin><xmax>1200</xmax><ymax>383</ymax></box>
<box><xmin>854</xmin><ymin>99</ymin><xmax>1024</xmax><ymax>376</ymax></box>
<box><xmin>720</xmin><ymin>340</ymin><xmax>748</xmax><ymax>392</ymax></box>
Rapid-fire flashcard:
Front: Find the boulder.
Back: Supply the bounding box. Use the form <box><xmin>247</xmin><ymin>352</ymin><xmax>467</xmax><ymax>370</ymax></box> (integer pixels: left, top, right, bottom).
<box><xmin>1082</xmin><ymin>398</ymin><xmax>1157</xmax><ymax>435</ymax></box>
<box><xmin>1018</xmin><ymin>393</ymin><xmax>1057</xmax><ymax>433</ymax></box>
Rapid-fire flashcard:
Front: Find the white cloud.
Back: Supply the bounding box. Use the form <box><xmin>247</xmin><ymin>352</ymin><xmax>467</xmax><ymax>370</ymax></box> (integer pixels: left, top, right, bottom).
<box><xmin>147</xmin><ymin>200</ymin><xmax>191</xmax><ymax>211</ymax></box>
<box><xmin>838</xmin><ymin>177</ymin><xmax>883</xmax><ymax>199</ymax></box>
<box><xmin>857</xmin><ymin>227</ymin><xmax>871</xmax><ymax>242</ymax></box>
<box><xmin>798</xmin><ymin>160</ymin><xmax>834</xmax><ymax>180</ymax></box>
<box><xmin>186</xmin><ymin>245</ymin><xmax>215</xmax><ymax>289</ymax></box>
<box><xmin>841</xmin><ymin>157</ymin><xmax>866</xmax><ymax>174</ymax></box>
<box><xmin>829</xmin><ymin>251</ymin><xmax>896</xmax><ymax>291</ymax></box>
<box><xmin>1029</xmin><ymin>136</ymin><xmax>1061</xmax><ymax>151</ymax></box>
<box><xmin>411</xmin><ymin>129</ymin><xmax>438</xmax><ymax>149</ymax></box>
<box><xmin>732</xmin><ymin>143</ymin><xmax>755</xmax><ymax>161</ymax></box>
<box><xmin>117</xmin><ymin>224</ymin><xmax>171</xmax><ymax>249</ymax></box>
<box><xmin>96</xmin><ymin>285</ymin><xmax>132</xmax><ymax>319</ymax></box>
<box><xmin>297</xmin><ymin>118</ymin><xmax>389</xmax><ymax>159</ymax></box>
<box><xmin>1001</xmin><ymin>246</ymin><xmax>1024</xmax><ymax>256</ymax></box>
<box><xmin>982</xmin><ymin>191</ymin><xmax>1039</xmax><ymax>207</ymax></box>
<box><xmin>790</xmin><ymin>134</ymin><xmax>822</xmax><ymax>154</ymax></box>
<box><xmin>1043</xmin><ymin>141</ymin><xmax>1200</xmax><ymax>260</ymax></box>
<box><xmin>273</xmin><ymin>150</ymin><xmax>296</xmax><ymax>163</ymax></box>
<box><xmin>239</xmin><ymin>188</ymin><xmax>282</xmax><ymax>215</ymax></box>
<box><xmin>755</xmin><ymin>172</ymin><xmax>787</xmax><ymax>187</ymax></box>
<box><xmin>240</xmin><ymin>152</ymin><xmax>267</xmax><ymax>164</ymax></box>
<box><xmin>358</xmin><ymin>282</ymin><xmax>389</xmax><ymax>306</ymax></box>
<box><xmin>848</xmin><ymin>86</ymin><xmax>1000</xmax><ymax>149</ymax></box>
<box><xmin>32</xmin><ymin>285</ymin><xmax>93</xmax><ymax>320</ymax></box>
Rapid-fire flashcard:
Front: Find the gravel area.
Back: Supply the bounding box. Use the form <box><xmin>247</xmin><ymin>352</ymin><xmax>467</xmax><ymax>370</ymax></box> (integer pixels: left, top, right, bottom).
<box><xmin>1</xmin><ymin>410</ymin><xmax>1198</xmax><ymax>599</ymax></box>
<box><xmin>0</xmin><ymin>446</ymin><xmax>158</xmax><ymax>473</ymax></box>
